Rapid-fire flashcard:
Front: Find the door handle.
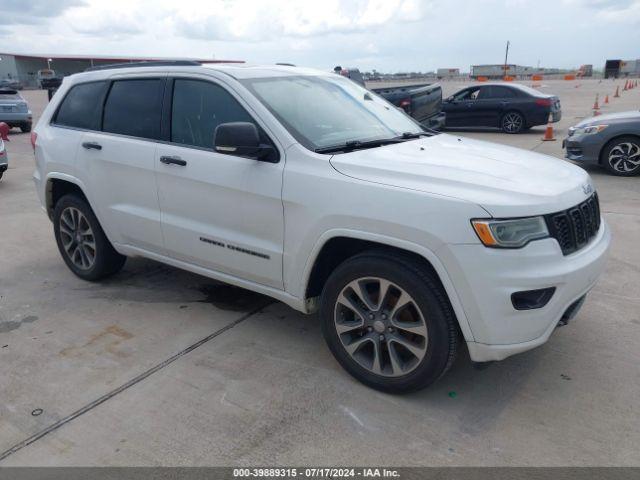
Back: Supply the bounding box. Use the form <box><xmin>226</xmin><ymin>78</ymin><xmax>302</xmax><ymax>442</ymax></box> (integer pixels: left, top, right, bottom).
<box><xmin>160</xmin><ymin>155</ymin><xmax>187</xmax><ymax>166</ymax></box>
<box><xmin>82</xmin><ymin>142</ymin><xmax>102</xmax><ymax>150</ymax></box>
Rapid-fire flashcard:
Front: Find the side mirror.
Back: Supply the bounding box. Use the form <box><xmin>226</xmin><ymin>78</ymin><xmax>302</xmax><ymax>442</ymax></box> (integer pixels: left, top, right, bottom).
<box><xmin>445</xmin><ymin>96</ymin><xmax>456</xmax><ymax>103</ymax></box>
<box><xmin>214</xmin><ymin>122</ymin><xmax>277</xmax><ymax>162</ymax></box>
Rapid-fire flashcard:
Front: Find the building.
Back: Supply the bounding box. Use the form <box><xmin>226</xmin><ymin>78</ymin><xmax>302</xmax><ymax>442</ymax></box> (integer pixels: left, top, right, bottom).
<box><xmin>0</xmin><ymin>53</ymin><xmax>244</xmax><ymax>88</ymax></box>
<box><xmin>436</xmin><ymin>68</ymin><xmax>460</xmax><ymax>79</ymax></box>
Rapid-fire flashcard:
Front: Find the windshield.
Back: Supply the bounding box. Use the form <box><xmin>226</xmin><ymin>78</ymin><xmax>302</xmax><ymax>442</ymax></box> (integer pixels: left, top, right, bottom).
<box><xmin>241</xmin><ymin>75</ymin><xmax>424</xmax><ymax>151</ymax></box>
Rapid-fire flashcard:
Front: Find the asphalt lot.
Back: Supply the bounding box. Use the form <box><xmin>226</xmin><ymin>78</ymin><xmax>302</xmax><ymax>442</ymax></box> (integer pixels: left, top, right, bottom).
<box><xmin>0</xmin><ymin>79</ymin><xmax>639</xmax><ymax>466</ymax></box>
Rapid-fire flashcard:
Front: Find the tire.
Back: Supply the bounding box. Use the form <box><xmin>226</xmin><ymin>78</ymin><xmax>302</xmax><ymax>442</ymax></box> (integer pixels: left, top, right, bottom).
<box><xmin>320</xmin><ymin>250</ymin><xmax>459</xmax><ymax>393</ymax></box>
<box><xmin>601</xmin><ymin>136</ymin><xmax>640</xmax><ymax>176</ymax></box>
<box><xmin>53</xmin><ymin>194</ymin><xmax>126</xmax><ymax>281</ymax></box>
<box><xmin>501</xmin><ymin>111</ymin><xmax>525</xmax><ymax>134</ymax></box>
<box><xmin>0</xmin><ymin>172</ymin><xmax>3</xmax><ymax>181</ymax></box>
<box><xmin>20</xmin><ymin>123</ymin><xmax>32</xmax><ymax>133</ymax></box>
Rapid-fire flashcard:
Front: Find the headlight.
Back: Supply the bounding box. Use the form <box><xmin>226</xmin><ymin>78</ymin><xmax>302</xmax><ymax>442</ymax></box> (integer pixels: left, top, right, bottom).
<box><xmin>471</xmin><ymin>217</ymin><xmax>549</xmax><ymax>248</ymax></box>
<box><xmin>573</xmin><ymin>124</ymin><xmax>608</xmax><ymax>136</ymax></box>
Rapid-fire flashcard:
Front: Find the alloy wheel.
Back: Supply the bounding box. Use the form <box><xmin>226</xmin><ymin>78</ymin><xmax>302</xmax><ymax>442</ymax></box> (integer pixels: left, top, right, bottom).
<box><xmin>502</xmin><ymin>113</ymin><xmax>523</xmax><ymax>133</ymax></box>
<box><xmin>334</xmin><ymin>277</ymin><xmax>428</xmax><ymax>377</ymax></box>
<box><xmin>608</xmin><ymin>142</ymin><xmax>640</xmax><ymax>173</ymax></box>
<box><xmin>59</xmin><ymin>206</ymin><xmax>96</xmax><ymax>270</ymax></box>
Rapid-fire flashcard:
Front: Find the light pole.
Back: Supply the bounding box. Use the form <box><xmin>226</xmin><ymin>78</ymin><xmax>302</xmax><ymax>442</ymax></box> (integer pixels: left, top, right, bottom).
<box><xmin>503</xmin><ymin>41</ymin><xmax>510</xmax><ymax>79</ymax></box>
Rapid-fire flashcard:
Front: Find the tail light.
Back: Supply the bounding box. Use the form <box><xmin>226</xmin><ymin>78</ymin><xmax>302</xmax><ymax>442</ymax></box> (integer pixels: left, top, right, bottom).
<box><xmin>30</xmin><ymin>131</ymin><xmax>37</xmax><ymax>152</ymax></box>
<box><xmin>535</xmin><ymin>98</ymin><xmax>552</xmax><ymax>107</ymax></box>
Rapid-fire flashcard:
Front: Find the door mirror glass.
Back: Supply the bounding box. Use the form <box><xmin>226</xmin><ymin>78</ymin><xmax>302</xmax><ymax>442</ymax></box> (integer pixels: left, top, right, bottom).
<box><xmin>214</xmin><ymin>122</ymin><xmax>276</xmax><ymax>162</ymax></box>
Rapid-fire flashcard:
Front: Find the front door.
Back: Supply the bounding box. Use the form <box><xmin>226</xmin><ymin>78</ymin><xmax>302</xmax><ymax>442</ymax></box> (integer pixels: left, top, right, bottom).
<box><xmin>155</xmin><ymin>77</ymin><xmax>285</xmax><ymax>289</ymax></box>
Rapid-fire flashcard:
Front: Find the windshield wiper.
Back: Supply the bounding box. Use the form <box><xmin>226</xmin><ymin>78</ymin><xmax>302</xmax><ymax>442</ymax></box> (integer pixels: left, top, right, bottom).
<box><xmin>315</xmin><ymin>137</ymin><xmax>405</xmax><ymax>154</ymax></box>
<box><xmin>397</xmin><ymin>131</ymin><xmax>433</xmax><ymax>139</ymax></box>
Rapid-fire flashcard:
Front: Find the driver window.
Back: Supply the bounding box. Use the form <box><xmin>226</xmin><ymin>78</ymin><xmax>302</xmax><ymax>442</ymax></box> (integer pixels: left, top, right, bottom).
<box><xmin>171</xmin><ymin>79</ymin><xmax>263</xmax><ymax>149</ymax></box>
<box><xmin>454</xmin><ymin>88</ymin><xmax>480</xmax><ymax>101</ymax></box>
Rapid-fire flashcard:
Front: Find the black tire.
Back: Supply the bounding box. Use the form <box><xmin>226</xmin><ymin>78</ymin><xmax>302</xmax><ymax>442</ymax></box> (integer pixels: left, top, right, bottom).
<box><xmin>20</xmin><ymin>123</ymin><xmax>32</xmax><ymax>133</ymax></box>
<box><xmin>320</xmin><ymin>250</ymin><xmax>459</xmax><ymax>393</ymax></box>
<box><xmin>53</xmin><ymin>194</ymin><xmax>126</xmax><ymax>281</ymax></box>
<box><xmin>500</xmin><ymin>111</ymin><xmax>525</xmax><ymax>134</ymax></box>
<box><xmin>600</xmin><ymin>136</ymin><xmax>640</xmax><ymax>176</ymax></box>
<box><xmin>0</xmin><ymin>172</ymin><xmax>3</xmax><ymax>181</ymax></box>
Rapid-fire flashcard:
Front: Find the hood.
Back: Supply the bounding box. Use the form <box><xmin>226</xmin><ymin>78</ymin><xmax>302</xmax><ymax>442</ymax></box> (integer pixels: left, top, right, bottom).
<box><xmin>329</xmin><ymin>134</ymin><xmax>593</xmax><ymax>217</ymax></box>
<box><xmin>577</xmin><ymin>110</ymin><xmax>640</xmax><ymax>126</ymax></box>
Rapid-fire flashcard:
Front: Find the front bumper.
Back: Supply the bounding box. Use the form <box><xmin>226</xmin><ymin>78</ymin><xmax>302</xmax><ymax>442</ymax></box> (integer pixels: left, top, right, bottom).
<box><xmin>0</xmin><ymin>163</ymin><xmax>7</xmax><ymax>173</ymax></box>
<box><xmin>438</xmin><ymin>220</ymin><xmax>611</xmax><ymax>362</ymax></box>
<box><xmin>563</xmin><ymin>133</ymin><xmax>603</xmax><ymax>164</ymax></box>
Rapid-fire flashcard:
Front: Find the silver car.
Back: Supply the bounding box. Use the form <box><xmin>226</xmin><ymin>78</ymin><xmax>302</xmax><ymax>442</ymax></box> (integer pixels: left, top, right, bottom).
<box><xmin>564</xmin><ymin>111</ymin><xmax>640</xmax><ymax>176</ymax></box>
<box><xmin>0</xmin><ymin>88</ymin><xmax>33</xmax><ymax>133</ymax></box>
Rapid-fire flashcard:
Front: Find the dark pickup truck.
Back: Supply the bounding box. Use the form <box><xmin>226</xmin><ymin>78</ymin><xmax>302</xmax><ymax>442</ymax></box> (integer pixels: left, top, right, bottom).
<box><xmin>371</xmin><ymin>83</ymin><xmax>445</xmax><ymax>130</ymax></box>
<box><xmin>335</xmin><ymin>68</ymin><xmax>445</xmax><ymax>130</ymax></box>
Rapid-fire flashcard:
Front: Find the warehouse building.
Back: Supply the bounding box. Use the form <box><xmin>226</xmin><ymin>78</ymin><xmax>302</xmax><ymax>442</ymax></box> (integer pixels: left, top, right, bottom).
<box><xmin>0</xmin><ymin>52</ymin><xmax>243</xmax><ymax>88</ymax></box>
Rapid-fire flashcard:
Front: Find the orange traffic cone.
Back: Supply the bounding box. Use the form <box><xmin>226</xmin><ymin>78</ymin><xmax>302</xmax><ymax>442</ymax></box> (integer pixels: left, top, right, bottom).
<box><xmin>541</xmin><ymin>113</ymin><xmax>556</xmax><ymax>141</ymax></box>
<box><xmin>624</xmin><ymin>80</ymin><xmax>628</xmax><ymax>91</ymax></box>
<box><xmin>614</xmin><ymin>86</ymin><xmax>620</xmax><ymax>98</ymax></box>
<box><xmin>592</xmin><ymin>94</ymin><xmax>600</xmax><ymax>110</ymax></box>
<box><xmin>604</xmin><ymin>94</ymin><xmax>609</xmax><ymax>104</ymax></box>
<box><xmin>593</xmin><ymin>108</ymin><xmax>601</xmax><ymax>117</ymax></box>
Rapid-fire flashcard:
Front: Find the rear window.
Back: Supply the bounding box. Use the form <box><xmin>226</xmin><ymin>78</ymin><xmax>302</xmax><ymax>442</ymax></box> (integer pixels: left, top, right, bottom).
<box><xmin>103</xmin><ymin>79</ymin><xmax>164</xmax><ymax>140</ymax></box>
<box><xmin>480</xmin><ymin>86</ymin><xmax>516</xmax><ymax>99</ymax></box>
<box><xmin>54</xmin><ymin>82</ymin><xmax>107</xmax><ymax>130</ymax></box>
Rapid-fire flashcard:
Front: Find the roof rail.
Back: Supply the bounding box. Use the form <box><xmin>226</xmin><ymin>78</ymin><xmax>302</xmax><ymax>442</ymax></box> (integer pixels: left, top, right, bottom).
<box><xmin>85</xmin><ymin>60</ymin><xmax>201</xmax><ymax>72</ymax></box>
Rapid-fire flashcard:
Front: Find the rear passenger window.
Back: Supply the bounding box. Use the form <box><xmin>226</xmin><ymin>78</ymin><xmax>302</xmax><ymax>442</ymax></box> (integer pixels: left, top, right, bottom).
<box><xmin>103</xmin><ymin>79</ymin><xmax>164</xmax><ymax>140</ymax></box>
<box><xmin>171</xmin><ymin>79</ymin><xmax>258</xmax><ymax>149</ymax></box>
<box><xmin>55</xmin><ymin>82</ymin><xmax>107</xmax><ymax>130</ymax></box>
<box><xmin>482</xmin><ymin>86</ymin><xmax>516</xmax><ymax>99</ymax></box>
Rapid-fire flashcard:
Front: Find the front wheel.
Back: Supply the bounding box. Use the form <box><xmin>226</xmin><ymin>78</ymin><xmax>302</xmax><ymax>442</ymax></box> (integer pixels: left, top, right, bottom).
<box><xmin>501</xmin><ymin>111</ymin><xmax>525</xmax><ymax>133</ymax></box>
<box><xmin>320</xmin><ymin>251</ymin><xmax>459</xmax><ymax>393</ymax></box>
<box><xmin>20</xmin><ymin>123</ymin><xmax>32</xmax><ymax>133</ymax></box>
<box><xmin>601</xmin><ymin>136</ymin><xmax>640</xmax><ymax>176</ymax></box>
<box><xmin>53</xmin><ymin>194</ymin><xmax>126</xmax><ymax>281</ymax></box>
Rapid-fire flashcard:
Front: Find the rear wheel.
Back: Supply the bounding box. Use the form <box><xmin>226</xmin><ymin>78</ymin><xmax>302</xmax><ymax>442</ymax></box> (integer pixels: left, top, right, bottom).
<box><xmin>501</xmin><ymin>111</ymin><xmax>525</xmax><ymax>133</ymax></box>
<box><xmin>601</xmin><ymin>136</ymin><xmax>640</xmax><ymax>176</ymax></box>
<box><xmin>53</xmin><ymin>194</ymin><xmax>126</xmax><ymax>281</ymax></box>
<box><xmin>320</xmin><ymin>251</ymin><xmax>459</xmax><ymax>393</ymax></box>
<box><xmin>20</xmin><ymin>123</ymin><xmax>32</xmax><ymax>133</ymax></box>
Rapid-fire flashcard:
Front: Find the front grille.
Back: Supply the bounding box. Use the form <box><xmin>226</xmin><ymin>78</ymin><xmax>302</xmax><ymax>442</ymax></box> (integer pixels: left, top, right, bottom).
<box><xmin>545</xmin><ymin>193</ymin><xmax>600</xmax><ymax>255</ymax></box>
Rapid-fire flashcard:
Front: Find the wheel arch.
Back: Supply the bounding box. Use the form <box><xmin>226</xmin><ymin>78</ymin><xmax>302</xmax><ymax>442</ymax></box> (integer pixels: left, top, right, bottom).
<box><xmin>598</xmin><ymin>133</ymin><xmax>640</xmax><ymax>165</ymax></box>
<box><xmin>301</xmin><ymin>231</ymin><xmax>475</xmax><ymax>342</ymax></box>
<box><xmin>45</xmin><ymin>174</ymin><xmax>90</xmax><ymax>220</ymax></box>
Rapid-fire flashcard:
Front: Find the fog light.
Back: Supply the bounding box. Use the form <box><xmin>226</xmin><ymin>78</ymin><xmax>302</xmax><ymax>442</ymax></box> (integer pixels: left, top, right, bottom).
<box><xmin>511</xmin><ymin>287</ymin><xmax>556</xmax><ymax>310</ymax></box>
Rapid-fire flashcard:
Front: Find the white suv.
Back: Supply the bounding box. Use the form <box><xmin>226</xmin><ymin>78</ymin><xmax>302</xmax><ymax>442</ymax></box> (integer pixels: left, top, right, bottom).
<box><xmin>33</xmin><ymin>62</ymin><xmax>610</xmax><ymax>392</ymax></box>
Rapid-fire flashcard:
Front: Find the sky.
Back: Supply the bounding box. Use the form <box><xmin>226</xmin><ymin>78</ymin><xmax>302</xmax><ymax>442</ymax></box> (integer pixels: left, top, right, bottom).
<box><xmin>1</xmin><ymin>0</ymin><xmax>639</xmax><ymax>72</ymax></box>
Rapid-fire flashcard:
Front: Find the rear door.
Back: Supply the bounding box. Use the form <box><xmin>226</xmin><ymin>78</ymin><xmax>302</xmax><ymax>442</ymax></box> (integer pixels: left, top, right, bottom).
<box><xmin>75</xmin><ymin>76</ymin><xmax>166</xmax><ymax>253</ymax></box>
<box><xmin>476</xmin><ymin>85</ymin><xmax>517</xmax><ymax>126</ymax></box>
<box><xmin>155</xmin><ymin>76</ymin><xmax>285</xmax><ymax>289</ymax></box>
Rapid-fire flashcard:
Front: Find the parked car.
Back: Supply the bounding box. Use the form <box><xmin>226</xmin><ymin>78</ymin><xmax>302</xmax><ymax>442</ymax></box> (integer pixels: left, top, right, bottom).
<box><xmin>0</xmin><ymin>78</ymin><xmax>23</xmax><ymax>90</ymax></box>
<box><xmin>564</xmin><ymin>111</ymin><xmax>640</xmax><ymax>176</ymax></box>
<box><xmin>442</xmin><ymin>83</ymin><xmax>561</xmax><ymax>133</ymax></box>
<box><xmin>33</xmin><ymin>62</ymin><xmax>610</xmax><ymax>393</ymax></box>
<box><xmin>372</xmin><ymin>83</ymin><xmax>446</xmax><ymax>130</ymax></box>
<box><xmin>0</xmin><ymin>88</ymin><xmax>33</xmax><ymax>132</ymax></box>
<box><xmin>0</xmin><ymin>125</ymin><xmax>8</xmax><ymax>180</ymax></box>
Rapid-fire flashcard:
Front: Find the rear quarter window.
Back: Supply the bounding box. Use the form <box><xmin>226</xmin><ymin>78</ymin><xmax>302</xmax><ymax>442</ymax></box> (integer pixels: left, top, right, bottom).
<box><xmin>54</xmin><ymin>81</ymin><xmax>108</xmax><ymax>130</ymax></box>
